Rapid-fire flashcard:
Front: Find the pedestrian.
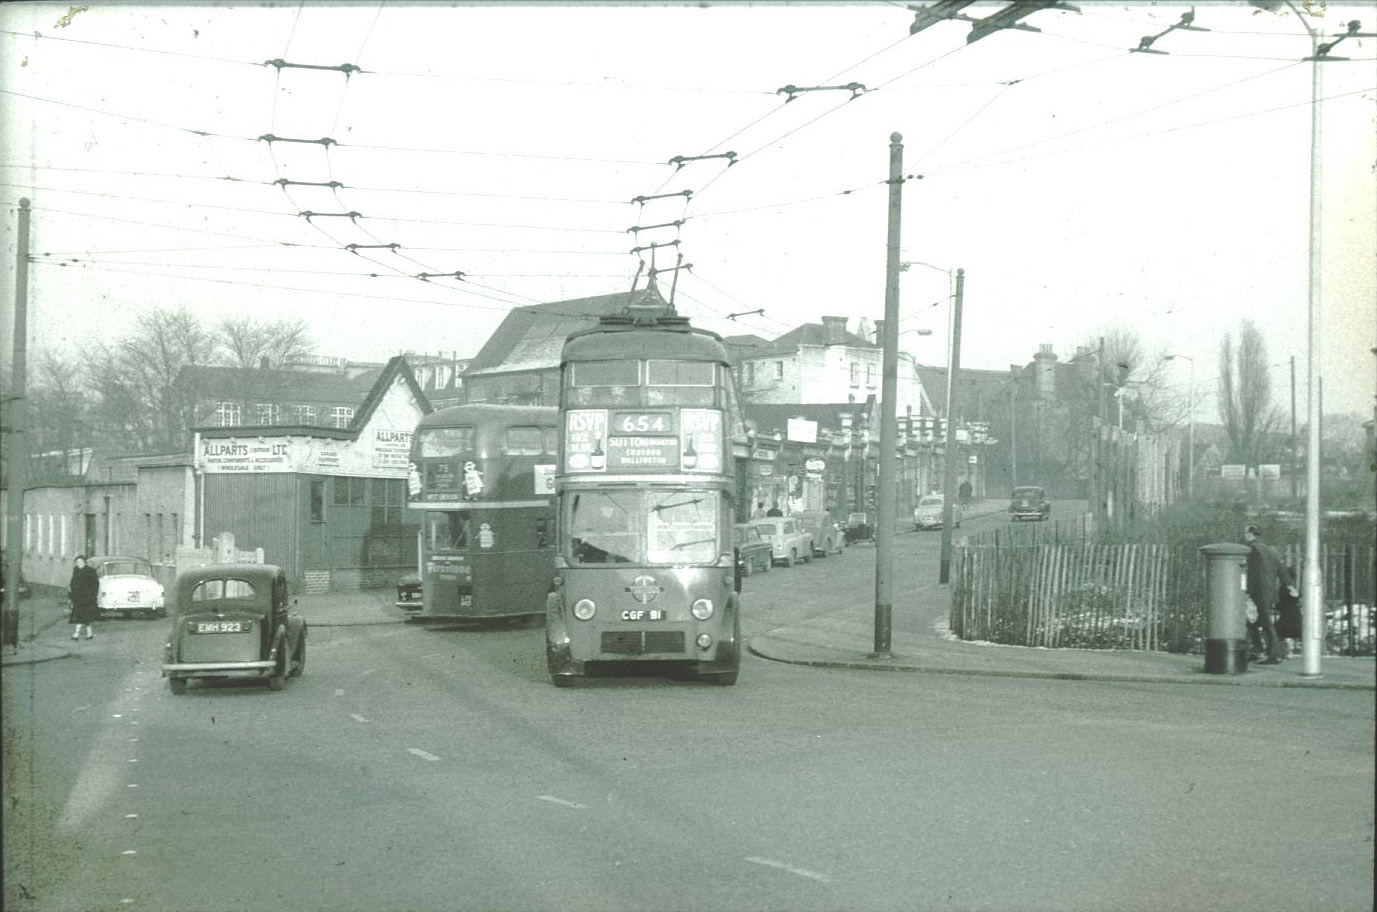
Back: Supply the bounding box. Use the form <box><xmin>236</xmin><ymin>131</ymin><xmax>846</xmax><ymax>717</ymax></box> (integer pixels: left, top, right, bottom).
<box><xmin>958</xmin><ymin>479</ymin><xmax>972</xmax><ymax>508</ymax></box>
<box><xmin>68</xmin><ymin>555</ymin><xmax>100</xmax><ymax>641</ymax></box>
<box><xmin>766</xmin><ymin>503</ymin><xmax>783</xmax><ymax>517</ymax></box>
<box><xmin>1243</xmin><ymin>524</ymin><xmax>1296</xmax><ymax>664</ymax></box>
<box><xmin>1274</xmin><ymin>563</ymin><xmax>1302</xmax><ymax>656</ymax></box>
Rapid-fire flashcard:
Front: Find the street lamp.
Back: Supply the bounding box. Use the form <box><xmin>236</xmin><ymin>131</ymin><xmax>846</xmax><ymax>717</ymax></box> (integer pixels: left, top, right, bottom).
<box><xmin>1162</xmin><ymin>354</ymin><xmax>1195</xmax><ymax>499</ymax></box>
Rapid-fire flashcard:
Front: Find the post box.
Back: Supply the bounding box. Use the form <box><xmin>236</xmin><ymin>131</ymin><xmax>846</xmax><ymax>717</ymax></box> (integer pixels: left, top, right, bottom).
<box><xmin>1199</xmin><ymin>543</ymin><xmax>1252</xmax><ymax>674</ymax></box>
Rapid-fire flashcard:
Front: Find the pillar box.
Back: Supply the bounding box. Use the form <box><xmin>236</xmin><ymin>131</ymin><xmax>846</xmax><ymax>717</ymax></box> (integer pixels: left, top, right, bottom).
<box><xmin>1199</xmin><ymin>543</ymin><xmax>1251</xmax><ymax>674</ymax></box>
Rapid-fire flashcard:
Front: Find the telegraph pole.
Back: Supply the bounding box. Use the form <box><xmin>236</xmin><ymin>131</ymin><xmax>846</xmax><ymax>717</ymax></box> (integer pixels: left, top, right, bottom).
<box><xmin>938</xmin><ymin>269</ymin><xmax>965</xmax><ymax>584</ymax></box>
<box><xmin>873</xmin><ymin>132</ymin><xmax>903</xmax><ymax>658</ymax></box>
<box><xmin>4</xmin><ymin>199</ymin><xmax>31</xmax><ymax>645</ymax></box>
<box><xmin>1289</xmin><ymin>355</ymin><xmax>1298</xmax><ymax>501</ymax></box>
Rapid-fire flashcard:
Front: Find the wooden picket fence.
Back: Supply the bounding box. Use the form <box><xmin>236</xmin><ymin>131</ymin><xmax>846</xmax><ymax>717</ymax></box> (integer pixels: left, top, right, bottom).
<box><xmin>951</xmin><ymin>541</ymin><xmax>1375</xmax><ymax>655</ymax></box>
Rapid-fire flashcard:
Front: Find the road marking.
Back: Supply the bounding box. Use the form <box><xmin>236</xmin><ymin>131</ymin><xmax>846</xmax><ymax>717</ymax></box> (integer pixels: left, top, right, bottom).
<box><xmin>125</xmin><ymin>814</ymin><xmax>138</xmax><ymax>819</ymax></box>
<box><xmin>74</xmin><ymin>705</ymin><xmax>91</xmax><ymax>713</ymax></box>
<box><xmin>128</xmin><ymin>759</ymin><xmax>138</xmax><ymax>763</ymax></box>
<box><xmin>744</xmin><ymin>856</ymin><xmax>834</xmax><ymax>884</ymax></box>
<box><xmin>334</xmin><ymin>689</ymin><xmax>345</xmax><ymax>697</ymax></box>
<box><xmin>122</xmin><ymin>850</ymin><xmax>137</xmax><ymax>856</ymax></box>
<box><xmin>127</xmin><ymin>783</ymin><xmax>138</xmax><ymax>789</ymax></box>
<box><xmin>537</xmin><ymin>795</ymin><xmax>587</xmax><ymax>810</ymax></box>
<box><xmin>408</xmin><ymin>748</ymin><xmax>441</xmax><ymax>762</ymax></box>
<box><xmin>350</xmin><ymin>714</ymin><xmax>369</xmax><ymax>724</ymax></box>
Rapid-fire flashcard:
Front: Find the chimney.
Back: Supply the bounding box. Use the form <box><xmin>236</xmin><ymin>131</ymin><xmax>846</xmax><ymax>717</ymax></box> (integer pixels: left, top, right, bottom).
<box><xmin>1033</xmin><ymin>343</ymin><xmax>1057</xmax><ymax>400</ymax></box>
<box><xmin>821</xmin><ymin>315</ymin><xmax>847</xmax><ymax>345</ymax></box>
<box><xmin>873</xmin><ymin>320</ymin><xmax>885</xmax><ymax>345</ymax></box>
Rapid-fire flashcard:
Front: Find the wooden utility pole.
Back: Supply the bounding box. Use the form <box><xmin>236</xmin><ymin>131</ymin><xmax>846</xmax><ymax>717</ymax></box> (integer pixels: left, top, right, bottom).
<box><xmin>938</xmin><ymin>269</ymin><xmax>965</xmax><ymax>585</ymax></box>
<box><xmin>873</xmin><ymin>132</ymin><xmax>903</xmax><ymax>658</ymax></box>
<box><xmin>4</xmin><ymin>199</ymin><xmax>31</xmax><ymax>645</ymax></box>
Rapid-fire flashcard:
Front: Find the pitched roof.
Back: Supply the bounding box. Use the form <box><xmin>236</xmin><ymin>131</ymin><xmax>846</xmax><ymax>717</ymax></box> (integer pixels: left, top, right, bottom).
<box><xmin>347</xmin><ymin>355</ymin><xmax>432</xmax><ymax>431</ymax></box>
<box><xmin>178</xmin><ymin>364</ymin><xmax>371</xmax><ymax>404</ymax></box>
<box><xmin>735</xmin><ymin>322</ymin><xmax>875</xmax><ymax>360</ymax></box>
<box><xmin>464</xmin><ymin>286</ymin><xmax>667</xmax><ymax>377</ymax></box>
<box><xmin>916</xmin><ymin>365</ymin><xmax>1013</xmax><ymax>413</ymax></box>
<box><xmin>744</xmin><ymin>402</ymin><xmax>878</xmax><ymax>437</ymax></box>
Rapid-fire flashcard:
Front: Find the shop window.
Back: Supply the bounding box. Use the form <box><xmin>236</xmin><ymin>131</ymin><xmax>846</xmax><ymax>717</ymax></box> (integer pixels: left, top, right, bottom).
<box><xmin>310</xmin><ymin>479</ymin><xmax>326</xmax><ymax>522</ymax></box>
<box><xmin>370</xmin><ymin>478</ymin><xmax>405</xmax><ymax>526</ymax></box>
<box><xmin>334</xmin><ymin>476</ymin><xmax>366</xmax><ymax>506</ymax></box>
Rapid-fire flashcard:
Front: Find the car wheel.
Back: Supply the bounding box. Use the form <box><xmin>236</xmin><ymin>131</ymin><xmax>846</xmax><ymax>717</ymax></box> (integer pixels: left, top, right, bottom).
<box><xmin>168</xmin><ymin>677</ymin><xmax>186</xmax><ymax>695</ymax></box>
<box><xmin>290</xmin><ymin>634</ymin><xmax>306</xmax><ymax>677</ymax></box>
<box><xmin>267</xmin><ymin>645</ymin><xmax>287</xmax><ymax>691</ymax></box>
<box><xmin>551</xmin><ymin>674</ymin><xmax>576</xmax><ymax>688</ymax></box>
<box><xmin>786</xmin><ymin>550</ymin><xmax>795</xmax><ymax>567</ymax></box>
<box><xmin>760</xmin><ymin>557</ymin><xmax>771</xmax><ymax>573</ymax></box>
<box><xmin>741</xmin><ymin>559</ymin><xmax>753</xmax><ymax>578</ymax></box>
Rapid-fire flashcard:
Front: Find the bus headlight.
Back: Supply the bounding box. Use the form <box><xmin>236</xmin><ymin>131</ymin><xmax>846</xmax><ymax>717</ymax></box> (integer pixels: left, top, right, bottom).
<box><xmin>690</xmin><ymin>599</ymin><xmax>714</xmax><ymax>621</ymax></box>
<box><xmin>572</xmin><ymin>599</ymin><xmax>596</xmax><ymax>621</ymax></box>
<box><xmin>696</xmin><ymin>633</ymin><xmax>713</xmax><ymax>650</ymax></box>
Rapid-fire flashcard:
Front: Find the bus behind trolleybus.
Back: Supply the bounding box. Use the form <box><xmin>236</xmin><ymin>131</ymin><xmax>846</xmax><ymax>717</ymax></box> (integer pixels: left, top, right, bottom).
<box><xmin>406</xmin><ymin>404</ymin><xmax>558</xmax><ymax>624</ymax></box>
<box><xmin>545</xmin><ymin>303</ymin><xmax>744</xmax><ymax>686</ymax></box>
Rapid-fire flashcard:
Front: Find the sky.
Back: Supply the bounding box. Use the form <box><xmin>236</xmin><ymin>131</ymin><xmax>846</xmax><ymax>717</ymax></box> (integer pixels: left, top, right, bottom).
<box><xmin>2</xmin><ymin>0</ymin><xmax>1375</xmax><ymax>422</ymax></box>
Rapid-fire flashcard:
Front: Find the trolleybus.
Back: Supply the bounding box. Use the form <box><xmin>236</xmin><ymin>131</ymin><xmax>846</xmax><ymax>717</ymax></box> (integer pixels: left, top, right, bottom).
<box><xmin>406</xmin><ymin>404</ymin><xmax>558</xmax><ymax>623</ymax></box>
<box><xmin>545</xmin><ymin>303</ymin><xmax>744</xmax><ymax>685</ymax></box>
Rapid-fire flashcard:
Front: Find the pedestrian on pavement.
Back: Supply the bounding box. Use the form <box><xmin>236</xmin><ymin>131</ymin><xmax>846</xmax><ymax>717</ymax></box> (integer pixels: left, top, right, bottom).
<box><xmin>958</xmin><ymin>479</ymin><xmax>972</xmax><ymax>508</ymax></box>
<box><xmin>68</xmin><ymin>555</ymin><xmax>100</xmax><ymax>641</ymax></box>
<box><xmin>766</xmin><ymin>503</ymin><xmax>783</xmax><ymax>517</ymax></box>
<box><xmin>1243</xmin><ymin>524</ymin><xmax>1295</xmax><ymax>664</ymax></box>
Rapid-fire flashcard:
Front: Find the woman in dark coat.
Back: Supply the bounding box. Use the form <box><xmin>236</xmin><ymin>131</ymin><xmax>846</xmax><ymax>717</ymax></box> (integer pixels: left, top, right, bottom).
<box><xmin>68</xmin><ymin>555</ymin><xmax>100</xmax><ymax>640</ymax></box>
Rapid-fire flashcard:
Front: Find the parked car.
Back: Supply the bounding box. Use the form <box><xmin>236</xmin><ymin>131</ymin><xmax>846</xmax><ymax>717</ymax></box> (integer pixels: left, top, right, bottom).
<box><xmin>162</xmin><ymin>563</ymin><xmax>306</xmax><ymax>694</ymax></box>
<box><xmin>732</xmin><ymin>523</ymin><xmax>773</xmax><ymax>576</ymax></box>
<box><xmin>1010</xmin><ymin>485</ymin><xmax>1052</xmax><ymax>522</ymax></box>
<box><xmin>793</xmin><ymin>510</ymin><xmax>844</xmax><ymax>556</ymax></box>
<box><xmin>88</xmin><ymin>556</ymin><xmax>165</xmax><ymax>619</ymax></box>
<box><xmin>843</xmin><ymin>512</ymin><xmax>874</xmax><ymax>544</ymax></box>
<box><xmin>748</xmin><ymin>517</ymin><xmax>813</xmax><ymax>567</ymax></box>
<box><xmin>914</xmin><ymin>494</ymin><xmax>961</xmax><ymax>530</ymax></box>
<box><xmin>395</xmin><ymin>572</ymin><xmax>423</xmax><ymax>611</ymax></box>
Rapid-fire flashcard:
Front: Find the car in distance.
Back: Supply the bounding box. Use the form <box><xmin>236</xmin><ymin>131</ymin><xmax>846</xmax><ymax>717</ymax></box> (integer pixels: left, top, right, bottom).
<box><xmin>748</xmin><ymin>517</ymin><xmax>814</xmax><ymax>567</ymax></box>
<box><xmin>395</xmin><ymin>571</ymin><xmax>423</xmax><ymax>611</ymax></box>
<box><xmin>793</xmin><ymin>510</ymin><xmax>844</xmax><ymax>556</ymax></box>
<box><xmin>1010</xmin><ymin>485</ymin><xmax>1052</xmax><ymax>522</ymax></box>
<box><xmin>89</xmin><ymin>556</ymin><xmax>166</xmax><ymax>619</ymax></box>
<box><xmin>162</xmin><ymin>563</ymin><xmax>306</xmax><ymax>694</ymax></box>
<box><xmin>843</xmin><ymin>512</ymin><xmax>874</xmax><ymax>544</ymax></box>
<box><xmin>732</xmin><ymin>523</ymin><xmax>773</xmax><ymax>576</ymax></box>
<box><xmin>913</xmin><ymin>494</ymin><xmax>962</xmax><ymax>530</ymax></box>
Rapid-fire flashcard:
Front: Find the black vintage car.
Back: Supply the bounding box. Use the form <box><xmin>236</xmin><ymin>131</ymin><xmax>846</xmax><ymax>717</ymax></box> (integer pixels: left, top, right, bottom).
<box><xmin>843</xmin><ymin>512</ymin><xmax>875</xmax><ymax>544</ymax></box>
<box><xmin>1010</xmin><ymin>485</ymin><xmax>1052</xmax><ymax>522</ymax></box>
<box><xmin>732</xmin><ymin>523</ymin><xmax>773</xmax><ymax>576</ymax></box>
<box><xmin>395</xmin><ymin>572</ymin><xmax>423</xmax><ymax>611</ymax></box>
<box><xmin>162</xmin><ymin>564</ymin><xmax>306</xmax><ymax>694</ymax></box>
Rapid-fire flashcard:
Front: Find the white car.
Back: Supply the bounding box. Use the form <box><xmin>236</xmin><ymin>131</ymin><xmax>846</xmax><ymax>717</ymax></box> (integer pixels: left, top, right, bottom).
<box><xmin>89</xmin><ymin>556</ymin><xmax>166</xmax><ymax>619</ymax></box>
<box><xmin>913</xmin><ymin>494</ymin><xmax>960</xmax><ymax>530</ymax></box>
<box><xmin>748</xmin><ymin>517</ymin><xmax>814</xmax><ymax>568</ymax></box>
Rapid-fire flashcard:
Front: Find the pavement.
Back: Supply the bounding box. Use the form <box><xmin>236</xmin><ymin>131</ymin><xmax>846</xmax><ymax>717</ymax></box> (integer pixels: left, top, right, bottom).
<box><xmin>5</xmin><ymin>505</ymin><xmax>1373</xmax><ymax>690</ymax></box>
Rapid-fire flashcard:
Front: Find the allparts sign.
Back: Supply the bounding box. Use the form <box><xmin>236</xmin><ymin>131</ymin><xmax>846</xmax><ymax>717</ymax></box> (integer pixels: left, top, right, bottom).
<box><xmin>200</xmin><ymin>439</ymin><xmax>291</xmax><ymax>473</ymax></box>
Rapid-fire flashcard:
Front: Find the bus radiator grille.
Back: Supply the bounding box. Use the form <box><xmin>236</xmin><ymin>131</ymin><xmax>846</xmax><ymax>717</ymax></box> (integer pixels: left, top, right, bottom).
<box><xmin>601</xmin><ymin>631</ymin><xmax>686</xmax><ymax>655</ymax></box>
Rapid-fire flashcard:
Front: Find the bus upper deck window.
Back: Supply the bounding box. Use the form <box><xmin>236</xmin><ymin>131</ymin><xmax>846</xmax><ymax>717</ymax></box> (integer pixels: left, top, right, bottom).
<box><xmin>419</xmin><ymin>427</ymin><xmax>474</xmax><ymax>458</ymax></box>
<box><xmin>567</xmin><ymin>361</ymin><xmax>640</xmax><ymax>406</ymax></box>
<box><xmin>646</xmin><ymin>360</ymin><xmax>716</xmax><ymax>406</ymax></box>
<box><xmin>504</xmin><ymin>426</ymin><xmax>545</xmax><ymax>456</ymax></box>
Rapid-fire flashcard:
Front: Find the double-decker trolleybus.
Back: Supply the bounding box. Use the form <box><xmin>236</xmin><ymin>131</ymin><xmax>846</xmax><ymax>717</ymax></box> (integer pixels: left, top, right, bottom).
<box><xmin>545</xmin><ymin>303</ymin><xmax>743</xmax><ymax>686</ymax></box>
<box><xmin>406</xmin><ymin>404</ymin><xmax>559</xmax><ymax>623</ymax></box>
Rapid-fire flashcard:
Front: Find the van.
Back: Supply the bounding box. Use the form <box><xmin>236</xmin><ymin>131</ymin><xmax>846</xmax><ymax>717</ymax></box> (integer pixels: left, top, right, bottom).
<box><xmin>792</xmin><ymin>510</ymin><xmax>843</xmax><ymax>556</ymax></box>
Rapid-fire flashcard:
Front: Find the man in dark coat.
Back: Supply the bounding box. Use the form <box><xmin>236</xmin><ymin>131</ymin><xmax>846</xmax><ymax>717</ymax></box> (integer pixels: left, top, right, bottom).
<box><xmin>1244</xmin><ymin>524</ymin><xmax>1295</xmax><ymax>664</ymax></box>
<box><xmin>68</xmin><ymin>555</ymin><xmax>100</xmax><ymax>641</ymax></box>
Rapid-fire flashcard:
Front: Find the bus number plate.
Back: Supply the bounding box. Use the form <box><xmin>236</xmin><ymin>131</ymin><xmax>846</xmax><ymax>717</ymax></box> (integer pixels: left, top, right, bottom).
<box><xmin>621</xmin><ymin>609</ymin><xmax>665</xmax><ymax>621</ymax></box>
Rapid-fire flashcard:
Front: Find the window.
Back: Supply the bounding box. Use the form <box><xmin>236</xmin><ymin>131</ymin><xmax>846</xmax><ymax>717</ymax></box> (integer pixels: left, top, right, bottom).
<box><xmin>293</xmin><ymin>404</ymin><xmax>317</xmax><ymax>424</ymax></box>
<box><xmin>647</xmin><ymin>360</ymin><xmax>713</xmax><ymax>386</ymax></box>
<box><xmin>214</xmin><ymin>401</ymin><xmax>242</xmax><ymax>426</ymax></box>
<box><xmin>850</xmin><ymin>362</ymin><xmax>860</xmax><ymax>385</ymax></box>
<box><xmin>866</xmin><ymin>364</ymin><xmax>876</xmax><ymax>386</ymax></box>
<box><xmin>310</xmin><ymin>479</ymin><xmax>326</xmax><ymax>522</ymax></box>
<box><xmin>255</xmin><ymin>402</ymin><xmax>280</xmax><ymax>425</ymax></box>
<box><xmin>418</xmin><ymin>427</ymin><xmax>474</xmax><ymax>457</ymax></box>
<box><xmin>746</xmin><ymin>362</ymin><xmax>756</xmax><ymax>386</ymax></box>
<box><xmin>329</xmin><ymin>407</ymin><xmax>354</xmax><ymax>429</ymax></box>
<box><xmin>543</xmin><ymin>428</ymin><xmax>559</xmax><ymax>455</ymax></box>
<box><xmin>773</xmin><ymin>361</ymin><xmax>783</xmax><ymax>380</ymax></box>
<box><xmin>370</xmin><ymin>478</ymin><xmax>405</xmax><ymax>527</ymax></box>
<box><xmin>504</xmin><ymin>426</ymin><xmax>545</xmax><ymax>456</ymax></box>
<box><xmin>334</xmin><ymin>476</ymin><xmax>366</xmax><ymax>506</ymax></box>
<box><xmin>191</xmin><ymin>578</ymin><xmax>256</xmax><ymax>601</ymax></box>
<box><xmin>571</xmin><ymin>360</ymin><xmax>640</xmax><ymax>387</ymax></box>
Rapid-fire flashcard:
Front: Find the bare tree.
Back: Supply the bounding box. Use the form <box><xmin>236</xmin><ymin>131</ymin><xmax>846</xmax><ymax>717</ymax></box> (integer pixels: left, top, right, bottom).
<box><xmin>27</xmin><ymin>350</ymin><xmax>90</xmax><ymax>473</ymax></box>
<box><xmin>85</xmin><ymin>307</ymin><xmax>218</xmax><ymax>453</ymax></box>
<box><xmin>1217</xmin><ymin>319</ymin><xmax>1281</xmax><ymax>468</ymax></box>
<box><xmin>217</xmin><ymin>316</ymin><xmax>313</xmax><ymax>370</ymax></box>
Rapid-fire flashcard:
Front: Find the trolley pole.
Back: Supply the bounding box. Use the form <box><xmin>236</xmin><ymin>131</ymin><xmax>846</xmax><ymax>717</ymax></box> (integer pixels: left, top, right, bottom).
<box><xmin>4</xmin><ymin>199</ymin><xmax>31</xmax><ymax>645</ymax></box>
<box><xmin>938</xmin><ymin>269</ymin><xmax>965</xmax><ymax>584</ymax></box>
<box><xmin>873</xmin><ymin>132</ymin><xmax>903</xmax><ymax>658</ymax></box>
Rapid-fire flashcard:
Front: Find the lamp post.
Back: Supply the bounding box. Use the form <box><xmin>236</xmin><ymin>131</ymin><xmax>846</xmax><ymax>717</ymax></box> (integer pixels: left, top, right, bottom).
<box><xmin>1162</xmin><ymin>354</ymin><xmax>1195</xmax><ymax>499</ymax></box>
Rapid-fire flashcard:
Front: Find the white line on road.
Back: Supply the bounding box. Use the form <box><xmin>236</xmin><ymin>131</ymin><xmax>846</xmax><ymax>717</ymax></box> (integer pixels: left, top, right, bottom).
<box><xmin>537</xmin><ymin>795</ymin><xmax>587</xmax><ymax>809</ymax></box>
<box><xmin>350</xmin><ymin>714</ymin><xmax>369</xmax><ymax>723</ymax></box>
<box><xmin>408</xmin><ymin>748</ymin><xmax>441</xmax><ymax>762</ymax></box>
<box><xmin>744</xmin><ymin>856</ymin><xmax>834</xmax><ymax>884</ymax></box>
<box><xmin>334</xmin><ymin>689</ymin><xmax>345</xmax><ymax>697</ymax></box>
